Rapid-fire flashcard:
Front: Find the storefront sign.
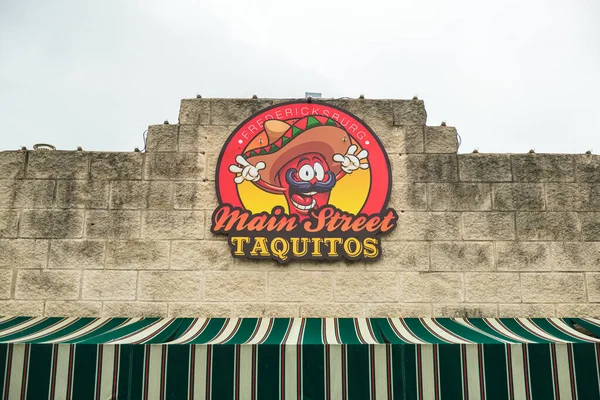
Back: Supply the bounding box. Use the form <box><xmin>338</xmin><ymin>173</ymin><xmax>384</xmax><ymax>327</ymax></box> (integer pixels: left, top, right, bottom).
<box><xmin>212</xmin><ymin>101</ymin><xmax>397</xmax><ymax>263</ymax></box>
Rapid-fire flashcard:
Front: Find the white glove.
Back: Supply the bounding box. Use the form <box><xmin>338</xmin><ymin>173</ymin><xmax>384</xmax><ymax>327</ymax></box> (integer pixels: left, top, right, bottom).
<box><xmin>333</xmin><ymin>145</ymin><xmax>369</xmax><ymax>174</ymax></box>
<box><xmin>229</xmin><ymin>155</ymin><xmax>266</xmax><ymax>184</ymax></box>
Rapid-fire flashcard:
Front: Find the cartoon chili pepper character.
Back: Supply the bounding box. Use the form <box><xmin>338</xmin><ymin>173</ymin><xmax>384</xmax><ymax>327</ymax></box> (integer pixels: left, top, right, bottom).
<box><xmin>229</xmin><ymin>115</ymin><xmax>369</xmax><ymax>219</ymax></box>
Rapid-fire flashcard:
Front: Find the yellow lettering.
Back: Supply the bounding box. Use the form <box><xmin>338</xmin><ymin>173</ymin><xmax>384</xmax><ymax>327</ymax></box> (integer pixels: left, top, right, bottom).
<box><xmin>343</xmin><ymin>238</ymin><xmax>362</xmax><ymax>258</ymax></box>
<box><xmin>250</xmin><ymin>237</ymin><xmax>269</xmax><ymax>257</ymax></box>
<box><xmin>311</xmin><ymin>238</ymin><xmax>323</xmax><ymax>256</ymax></box>
<box><xmin>230</xmin><ymin>236</ymin><xmax>250</xmax><ymax>256</ymax></box>
<box><xmin>291</xmin><ymin>237</ymin><xmax>309</xmax><ymax>257</ymax></box>
<box><xmin>270</xmin><ymin>237</ymin><xmax>290</xmax><ymax>261</ymax></box>
<box><xmin>324</xmin><ymin>238</ymin><xmax>343</xmax><ymax>257</ymax></box>
<box><xmin>363</xmin><ymin>238</ymin><xmax>379</xmax><ymax>259</ymax></box>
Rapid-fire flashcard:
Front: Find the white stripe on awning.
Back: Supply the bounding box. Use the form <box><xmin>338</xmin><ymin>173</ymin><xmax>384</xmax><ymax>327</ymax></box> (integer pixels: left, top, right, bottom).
<box><xmin>206</xmin><ymin>319</ymin><xmax>241</xmax><ymax>345</ymax></box>
<box><xmin>170</xmin><ymin>318</ymin><xmax>208</xmax><ymax>345</ymax></box>
<box><xmin>389</xmin><ymin>318</ymin><xmax>426</xmax><ymax>344</ymax></box>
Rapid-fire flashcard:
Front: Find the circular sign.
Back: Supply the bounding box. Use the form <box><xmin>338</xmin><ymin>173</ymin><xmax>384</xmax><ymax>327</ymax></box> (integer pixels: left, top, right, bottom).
<box><xmin>216</xmin><ymin>101</ymin><xmax>392</xmax><ymax>217</ymax></box>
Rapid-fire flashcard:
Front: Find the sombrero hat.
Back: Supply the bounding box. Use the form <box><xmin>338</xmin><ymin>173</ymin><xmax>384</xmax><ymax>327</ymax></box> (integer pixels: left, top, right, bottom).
<box><xmin>242</xmin><ymin>115</ymin><xmax>360</xmax><ymax>187</ymax></box>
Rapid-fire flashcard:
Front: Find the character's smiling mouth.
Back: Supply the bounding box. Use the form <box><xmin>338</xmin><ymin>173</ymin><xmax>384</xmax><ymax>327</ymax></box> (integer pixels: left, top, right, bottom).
<box><xmin>290</xmin><ymin>192</ymin><xmax>317</xmax><ymax>211</ymax></box>
<box><xmin>291</xmin><ymin>195</ymin><xmax>317</xmax><ymax>210</ymax></box>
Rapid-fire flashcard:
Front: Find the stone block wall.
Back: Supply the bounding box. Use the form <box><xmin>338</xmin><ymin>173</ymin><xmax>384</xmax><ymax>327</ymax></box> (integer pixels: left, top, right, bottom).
<box><xmin>1</xmin><ymin>98</ymin><xmax>600</xmax><ymax>318</ymax></box>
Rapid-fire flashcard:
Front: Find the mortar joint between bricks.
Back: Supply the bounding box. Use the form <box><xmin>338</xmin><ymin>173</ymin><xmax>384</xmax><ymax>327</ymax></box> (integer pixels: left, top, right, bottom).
<box><xmin>583</xmin><ymin>272</ymin><xmax>590</xmax><ymax>302</ymax></box>
<box><xmin>87</xmin><ymin>156</ymin><xmax>92</xmax><ymax>180</ymax></box>
<box><xmin>141</xmin><ymin>152</ymin><xmax>147</xmax><ymax>180</ymax></box>
<box><xmin>22</xmin><ymin>150</ymin><xmax>30</xmax><ymax>179</ymax></box>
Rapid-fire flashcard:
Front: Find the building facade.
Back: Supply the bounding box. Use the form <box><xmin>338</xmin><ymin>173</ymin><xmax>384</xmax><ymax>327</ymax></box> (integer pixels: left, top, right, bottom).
<box><xmin>0</xmin><ymin>97</ymin><xmax>599</xmax><ymax>318</ymax></box>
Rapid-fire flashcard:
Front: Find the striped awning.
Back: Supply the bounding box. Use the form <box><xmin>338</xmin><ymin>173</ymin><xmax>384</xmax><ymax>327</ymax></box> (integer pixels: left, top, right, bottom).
<box><xmin>1</xmin><ymin>317</ymin><xmax>600</xmax><ymax>399</ymax></box>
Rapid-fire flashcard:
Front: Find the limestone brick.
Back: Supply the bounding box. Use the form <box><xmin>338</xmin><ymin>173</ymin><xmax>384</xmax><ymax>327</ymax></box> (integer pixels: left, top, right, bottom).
<box><xmin>20</xmin><ymin>210</ymin><xmax>84</xmax><ymax>238</ymax></box>
<box><xmin>463</xmin><ymin>212</ymin><xmax>515</xmax><ymax>240</ymax></box>
<box><xmin>0</xmin><ymin>300</ymin><xmax>44</xmax><ymax>316</ymax></box>
<box><xmin>386</xmin><ymin>183</ymin><xmax>427</xmax><ymax>211</ymax></box>
<box><xmin>205</xmin><ymin>152</ymin><xmax>218</xmax><ymax>181</ymax></box>
<box><xmin>145</xmin><ymin>124</ymin><xmax>178</xmax><ymax>152</ymax></box>
<box><xmin>229</xmin><ymin>257</ymin><xmax>278</xmax><ymax>271</ymax></box>
<box><xmin>300</xmin><ymin>303</ymin><xmax>366</xmax><ymax>317</ymax></box>
<box><xmin>168</xmin><ymin>302</ymin><xmax>233</xmax><ymax>317</ymax></box>
<box><xmin>0</xmin><ymin>239</ymin><xmax>48</xmax><ymax>269</ymax></box>
<box><xmin>45</xmin><ymin>301</ymin><xmax>102</xmax><ymax>317</ymax></box>
<box><xmin>550</xmin><ymin>242</ymin><xmax>600</xmax><ymax>271</ymax></box>
<box><xmin>204</xmin><ymin>272</ymin><xmax>266</xmax><ymax>301</ymax></box>
<box><xmin>141</xmin><ymin>211</ymin><xmax>204</xmax><ymax>239</ymax></box>
<box><xmin>0</xmin><ymin>210</ymin><xmax>19</xmax><ymax>238</ymax></box>
<box><xmin>269</xmin><ymin>272</ymin><xmax>333</xmax><ymax>302</ymax></box>
<box><xmin>144</xmin><ymin>153</ymin><xmax>204</xmax><ymax>180</ymax></box>
<box><xmin>458</xmin><ymin>154</ymin><xmax>512</xmax><ymax>182</ymax></box>
<box><xmin>431</xmin><ymin>242</ymin><xmax>494</xmax><ymax>271</ymax></box>
<box><xmin>546</xmin><ymin>184</ymin><xmax>600</xmax><ymax>211</ymax></box>
<box><xmin>174</xmin><ymin>182</ymin><xmax>218</xmax><ymax>210</ymax></box>
<box><xmin>0</xmin><ymin>180</ymin><xmax>55</xmax><ymax>209</ymax></box>
<box><xmin>387</xmin><ymin>212</ymin><xmax>461</xmax><ymax>241</ymax></box>
<box><xmin>138</xmin><ymin>271</ymin><xmax>203</xmax><ymax>301</ymax></box>
<box><xmin>85</xmin><ymin>210</ymin><xmax>140</xmax><ymax>239</ymax></box>
<box><xmin>516</xmin><ymin>212</ymin><xmax>580</xmax><ymax>241</ymax></box>
<box><xmin>0</xmin><ymin>270</ymin><xmax>12</xmax><ymax>299</ymax></box>
<box><xmin>585</xmin><ymin>273</ymin><xmax>600</xmax><ymax>302</ymax></box>
<box><xmin>49</xmin><ymin>240</ymin><xmax>104</xmax><ymax>269</ymax></box>
<box><xmin>575</xmin><ymin>154</ymin><xmax>600</xmax><ymax>182</ymax></box>
<box><xmin>367</xmin><ymin>303</ymin><xmax>432</xmax><ymax>317</ymax></box>
<box><xmin>204</xmin><ymin>210</ymin><xmax>226</xmax><ymax>241</ymax></box>
<box><xmin>15</xmin><ymin>270</ymin><xmax>80</xmax><ymax>300</ymax></box>
<box><xmin>334</xmin><ymin>272</ymin><xmax>397</xmax><ymax>302</ymax></box>
<box><xmin>428</xmin><ymin>183</ymin><xmax>492</xmax><ymax>211</ymax></box>
<box><xmin>521</xmin><ymin>273</ymin><xmax>585</xmax><ymax>303</ymax></box>
<box><xmin>55</xmin><ymin>180</ymin><xmax>109</xmax><ymax>209</ymax></box>
<box><xmin>496</xmin><ymin>242</ymin><xmax>550</xmax><ymax>271</ymax></box>
<box><xmin>0</xmin><ymin>151</ymin><xmax>25</xmax><ymax>179</ymax></box>
<box><xmin>178</xmin><ymin>125</ymin><xmax>203</xmax><ymax>153</ymax></box>
<box><xmin>171</xmin><ymin>241</ymin><xmax>231</xmax><ymax>270</ymax></box>
<box><xmin>424</xmin><ymin>126</ymin><xmax>458</xmax><ymax>153</ymax></box>
<box><xmin>464</xmin><ymin>273</ymin><xmax>521</xmax><ymax>302</ymax></box>
<box><xmin>498</xmin><ymin>304</ymin><xmax>555</xmax><ymax>318</ymax></box>
<box><xmin>402</xmin><ymin>126</ymin><xmax>425</xmax><ymax>153</ymax></box>
<box><xmin>368</xmin><ymin>242</ymin><xmax>429</xmax><ymax>271</ymax></box>
<box><xmin>102</xmin><ymin>301</ymin><xmax>167</xmax><ymax>317</ymax></box>
<box><xmin>511</xmin><ymin>154</ymin><xmax>575</xmax><ymax>182</ymax></box>
<box><xmin>105</xmin><ymin>240</ymin><xmax>169</xmax><ymax>270</ymax></box>
<box><xmin>324</xmin><ymin>99</ymin><xmax>394</xmax><ymax>135</ymax></box>
<box><xmin>555</xmin><ymin>304</ymin><xmax>600</xmax><ymax>317</ymax></box>
<box><xmin>82</xmin><ymin>270</ymin><xmax>137</xmax><ymax>300</ymax></box>
<box><xmin>393</xmin><ymin>154</ymin><xmax>458</xmax><ymax>182</ymax></box>
<box><xmin>90</xmin><ymin>153</ymin><xmax>143</xmax><ymax>180</ymax></box>
<box><xmin>392</xmin><ymin>99</ymin><xmax>427</xmax><ymax>125</ymax></box>
<box><xmin>493</xmin><ymin>183</ymin><xmax>545</xmax><ymax>211</ymax></box>
<box><xmin>377</xmin><ymin>126</ymin><xmax>423</xmax><ymax>154</ymax></box>
<box><xmin>398</xmin><ymin>272</ymin><xmax>463</xmax><ymax>302</ymax></box>
<box><xmin>178</xmin><ymin>98</ymin><xmax>211</xmax><ymax>125</ymax></box>
<box><xmin>432</xmin><ymin>304</ymin><xmax>498</xmax><ymax>318</ymax></box>
<box><xmin>27</xmin><ymin>151</ymin><xmax>89</xmax><ymax>179</ymax></box>
<box><xmin>233</xmin><ymin>303</ymin><xmax>300</xmax><ymax>318</ymax></box>
<box><xmin>193</xmin><ymin>125</ymin><xmax>238</xmax><ymax>153</ymax></box>
<box><xmin>580</xmin><ymin>213</ymin><xmax>600</xmax><ymax>241</ymax></box>
<box><xmin>210</xmin><ymin>99</ymin><xmax>274</xmax><ymax>126</ymax></box>
<box><xmin>110</xmin><ymin>181</ymin><xmax>172</xmax><ymax>209</ymax></box>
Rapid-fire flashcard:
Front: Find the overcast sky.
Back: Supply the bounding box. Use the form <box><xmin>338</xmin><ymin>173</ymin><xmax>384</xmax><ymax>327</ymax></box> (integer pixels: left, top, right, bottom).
<box><xmin>1</xmin><ymin>0</ymin><xmax>599</xmax><ymax>154</ymax></box>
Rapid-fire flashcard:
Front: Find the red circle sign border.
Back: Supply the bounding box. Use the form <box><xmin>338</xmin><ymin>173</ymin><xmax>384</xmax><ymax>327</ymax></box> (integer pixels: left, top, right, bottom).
<box><xmin>215</xmin><ymin>100</ymin><xmax>393</xmax><ymax>216</ymax></box>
